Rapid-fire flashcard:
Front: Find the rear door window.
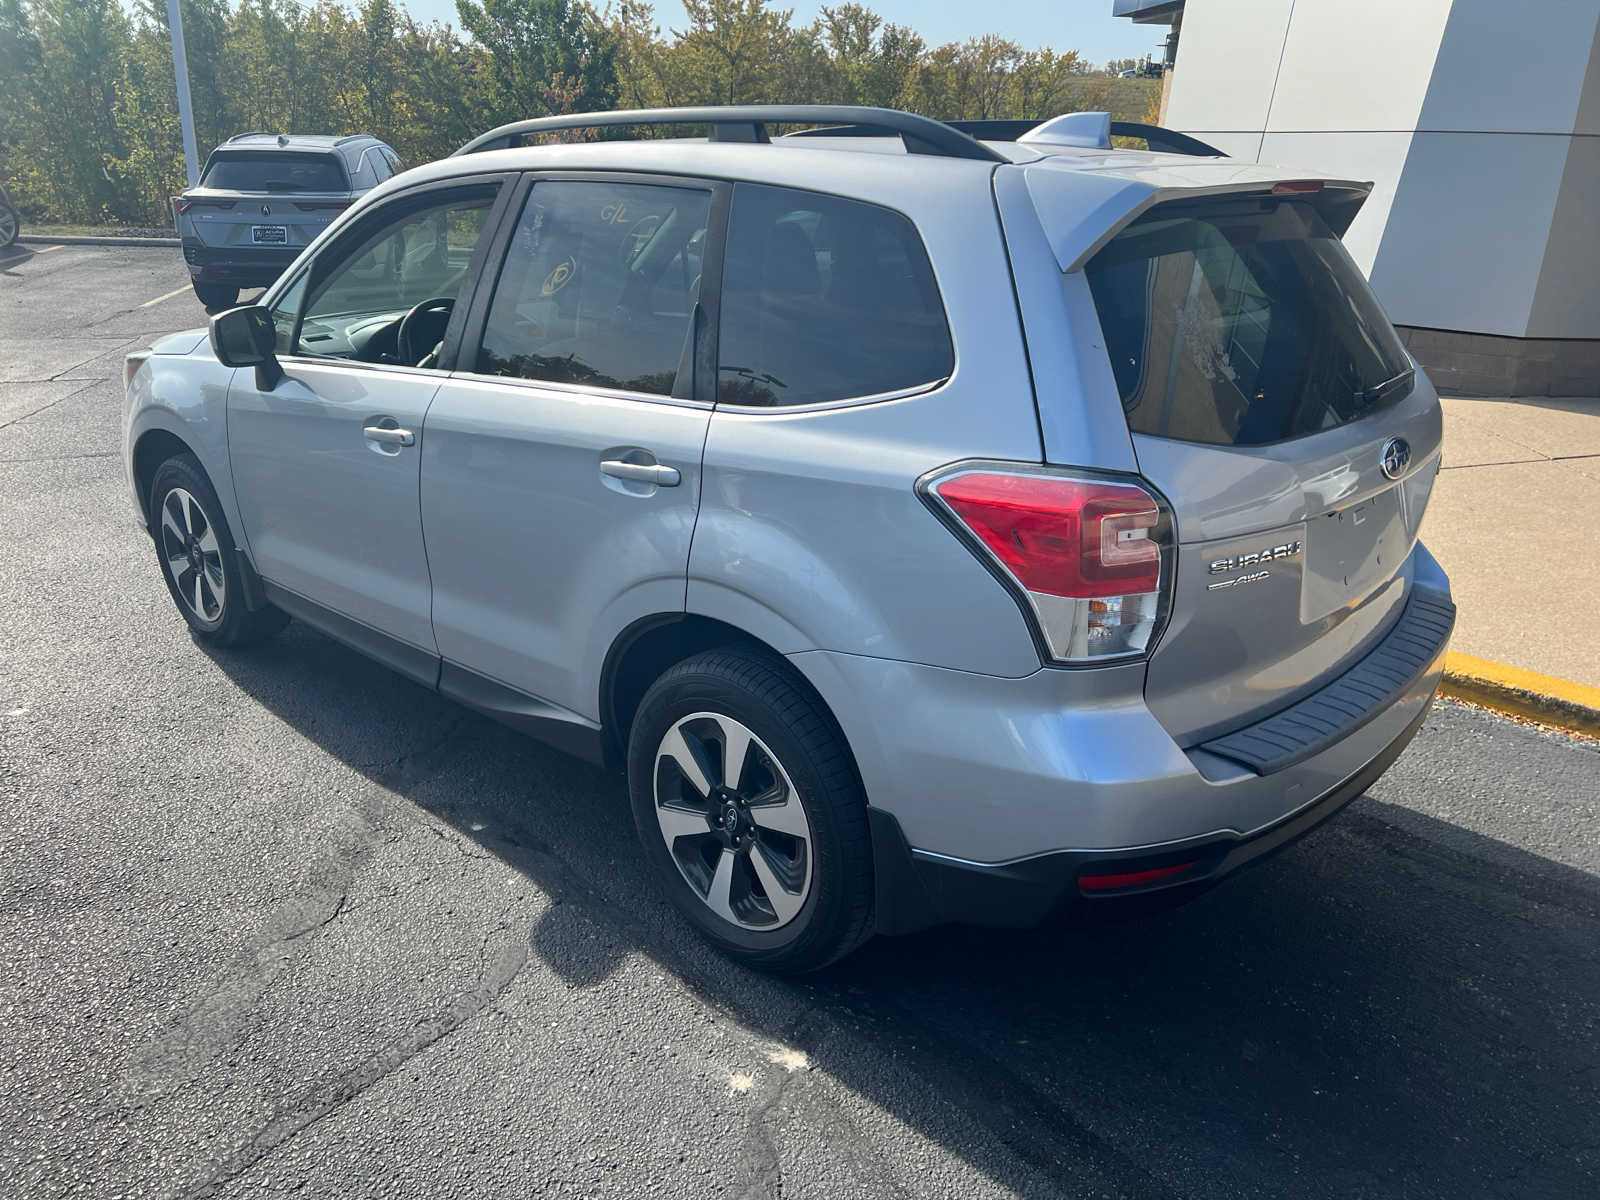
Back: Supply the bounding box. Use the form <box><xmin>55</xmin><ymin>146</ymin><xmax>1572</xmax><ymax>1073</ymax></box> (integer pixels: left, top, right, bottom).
<box><xmin>1084</xmin><ymin>198</ymin><xmax>1412</xmax><ymax>446</ymax></box>
<box><xmin>716</xmin><ymin>183</ymin><xmax>953</xmax><ymax>407</ymax></box>
<box><xmin>475</xmin><ymin>179</ymin><xmax>711</xmax><ymax>396</ymax></box>
<box><xmin>199</xmin><ymin>151</ymin><xmax>347</xmax><ymax>193</ymax></box>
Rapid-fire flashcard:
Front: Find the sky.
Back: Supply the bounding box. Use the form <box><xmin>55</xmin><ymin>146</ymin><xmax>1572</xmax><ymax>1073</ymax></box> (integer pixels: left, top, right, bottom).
<box><xmin>400</xmin><ymin>0</ymin><xmax>1163</xmax><ymax>70</ymax></box>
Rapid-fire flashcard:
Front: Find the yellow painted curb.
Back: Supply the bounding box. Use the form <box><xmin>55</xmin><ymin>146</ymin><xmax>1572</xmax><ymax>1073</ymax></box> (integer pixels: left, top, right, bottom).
<box><xmin>1440</xmin><ymin>652</ymin><xmax>1600</xmax><ymax>737</ymax></box>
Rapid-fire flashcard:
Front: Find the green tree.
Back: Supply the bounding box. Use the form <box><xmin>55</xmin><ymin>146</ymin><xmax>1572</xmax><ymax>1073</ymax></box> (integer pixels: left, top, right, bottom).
<box><xmin>454</xmin><ymin>0</ymin><xmax>618</xmax><ymax>120</ymax></box>
<box><xmin>665</xmin><ymin>0</ymin><xmax>792</xmax><ymax>106</ymax></box>
<box><xmin>0</xmin><ymin>0</ymin><xmax>1100</xmax><ymax>225</ymax></box>
<box><xmin>11</xmin><ymin>0</ymin><xmax>135</xmax><ymax>220</ymax></box>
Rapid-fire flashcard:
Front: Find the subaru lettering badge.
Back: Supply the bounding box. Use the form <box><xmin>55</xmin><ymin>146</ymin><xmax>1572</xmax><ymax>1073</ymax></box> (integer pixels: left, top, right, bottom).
<box><xmin>260</xmin><ymin>203</ymin><xmax>271</xmax><ymax>217</ymax></box>
<box><xmin>1379</xmin><ymin>437</ymin><xmax>1411</xmax><ymax>480</ymax></box>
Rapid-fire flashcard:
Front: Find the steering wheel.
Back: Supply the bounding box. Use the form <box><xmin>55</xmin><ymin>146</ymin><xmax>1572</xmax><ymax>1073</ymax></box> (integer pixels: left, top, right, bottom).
<box><xmin>396</xmin><ymin>296</ymin><xmax>455</xmax><ymax>366</ymax></box>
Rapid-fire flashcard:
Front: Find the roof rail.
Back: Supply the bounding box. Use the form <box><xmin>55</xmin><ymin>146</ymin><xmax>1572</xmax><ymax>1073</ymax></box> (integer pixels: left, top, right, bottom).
<box><xmin>452</xmin><ymin>105</ymin><xmax>1007</xmax><ymax>163</ymax></box>
<box><xmin>792</xmin><ymin>116</ymin><xmax>1225</xmax><ymax>158</ymax></box>
<box><xmin>334</xmin><ymin>134</ymin><xmax>370</xmax><ymax>146</ymax></box>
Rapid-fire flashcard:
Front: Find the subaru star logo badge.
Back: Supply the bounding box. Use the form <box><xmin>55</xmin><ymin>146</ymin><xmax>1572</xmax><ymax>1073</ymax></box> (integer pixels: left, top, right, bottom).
<box><xmin>260</xmin><ymin>203</ymin><xmax>271</xmax><ymax>216</ymax></box>
<box><xmin>1379</xmin><ymin>437</ymin><xmax>1411</xmax><ymax>480</ymax></box>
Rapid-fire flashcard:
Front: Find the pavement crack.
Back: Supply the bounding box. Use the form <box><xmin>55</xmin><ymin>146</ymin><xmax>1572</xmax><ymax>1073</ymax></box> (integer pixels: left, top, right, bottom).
<box><xmin>0</xmin><ymin>378</ymin><xmax>103</xmax><ymax>431</ymax></box>
<box><xmin>176</xmin><ymin>910</ymin><xmax>533</xmax><ymax>1200</ymax></box>
<box><xmin>0</xmin><ymin>450</ymin><xmax>118</xmax><ymax>463</ymax></box>
<box><xmin>419</xmin><ymin>817</ymin><xmax>495</xmax><ymax>861</ymax></box>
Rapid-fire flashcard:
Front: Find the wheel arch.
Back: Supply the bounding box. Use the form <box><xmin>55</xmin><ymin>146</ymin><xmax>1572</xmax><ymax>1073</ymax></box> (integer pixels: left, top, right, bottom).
<box><xmin>131</xmin><ymin>427</ymin><xmax>196</xmax><ymax>532</ymax></box>
<box><xmin>600</xmin><ymin>614</ymin><xmax>860</xmax><ymax>790</ymax></box>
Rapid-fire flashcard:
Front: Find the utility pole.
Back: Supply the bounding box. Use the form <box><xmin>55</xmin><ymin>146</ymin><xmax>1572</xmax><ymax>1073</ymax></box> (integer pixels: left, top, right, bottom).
<box><xmin>167</xmin><ymin>0</ymin><xmax>200</xmax><ymax>188</ymax></box>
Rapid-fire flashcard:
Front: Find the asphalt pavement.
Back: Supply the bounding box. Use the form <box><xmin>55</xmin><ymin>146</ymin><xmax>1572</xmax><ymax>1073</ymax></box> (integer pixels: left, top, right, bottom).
<box><xmin>2</xmin><ymin>243</ymin><xmax>1597</xmax><ymax>1200</ymax></box>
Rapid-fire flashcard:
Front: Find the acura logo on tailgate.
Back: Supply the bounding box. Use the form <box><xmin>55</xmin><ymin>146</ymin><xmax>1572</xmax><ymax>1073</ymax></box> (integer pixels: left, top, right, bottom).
<box><xmin>1380</xmin><ymin>437</ymin><xmax>1411</xmax><ymax>480</ymax></box>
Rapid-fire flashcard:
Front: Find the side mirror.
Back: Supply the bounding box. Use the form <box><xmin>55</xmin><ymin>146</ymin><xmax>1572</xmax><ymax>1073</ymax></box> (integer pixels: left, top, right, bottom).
<box><xmin>209</xmin><ymin>305</ymin><xmax>283</xmax><ymax>390</ymax></box>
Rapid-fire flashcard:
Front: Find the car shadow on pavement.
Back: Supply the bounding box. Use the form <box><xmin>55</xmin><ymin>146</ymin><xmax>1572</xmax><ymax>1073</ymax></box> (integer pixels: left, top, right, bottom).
<box><xmin>202</xmin><ymin>621</ymin><xmax>1600</xmax><ymax>1198</ymax></box>
<box><xmin>1</xmin><ymin>243</ymin><xmax>38</xmax><ymax>274</ymax></box>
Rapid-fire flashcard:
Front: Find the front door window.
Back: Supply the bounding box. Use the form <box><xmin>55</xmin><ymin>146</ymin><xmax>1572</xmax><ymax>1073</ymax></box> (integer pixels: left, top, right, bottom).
<box><xmin>271</xmin><ymin>186</ymin><xmax>499</xmax><ymax>368</ymax></box>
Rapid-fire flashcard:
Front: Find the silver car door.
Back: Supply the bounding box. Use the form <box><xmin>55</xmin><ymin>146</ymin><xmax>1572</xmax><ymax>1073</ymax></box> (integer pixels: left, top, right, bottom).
<box><xmin>421</xmin><ymin>174</ymin><xmax>725</xmax><ymax>723</ymax></box>
<box><xmin>228</xmin><ymin>179</ymin><xmax>508</xmax><ymax>671</ymax></box>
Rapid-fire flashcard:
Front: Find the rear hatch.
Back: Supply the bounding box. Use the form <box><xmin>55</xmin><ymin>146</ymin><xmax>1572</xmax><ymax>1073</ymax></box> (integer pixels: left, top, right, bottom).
<box><xmin>998</xmin><ymin>160</ymin><xmax>1441</xmax><ymax>743</ymax></box>
<box><xmin>180</xmin><ymin>149</ymin><xmax>351</xmax><ymax>250</ymax></box>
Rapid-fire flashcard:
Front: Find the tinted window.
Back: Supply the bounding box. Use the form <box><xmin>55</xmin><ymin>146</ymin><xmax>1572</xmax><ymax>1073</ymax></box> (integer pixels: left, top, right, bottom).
<box><xmin>717</xmin><ymin>184</ymin><xmax>953</xmax><ymax>407</ymax></box>
<box><xmin>1085</xmin><ymin>198</ymin><xmax>1412</xmax><ymax>447</ymax></box>
<box><xmin>278</xmin><ymin>187</ymin><xmax>496</xmax><ymax>365</ymax></box>
<box><xmin>477</xmin><ymin>180</ymin><xmax>710</xmax><ymax>396</ymax></box>
<box><xmin>200</xmin><ymin>151</ymin><xmax>346</xmax><ymax>192</ymax></box>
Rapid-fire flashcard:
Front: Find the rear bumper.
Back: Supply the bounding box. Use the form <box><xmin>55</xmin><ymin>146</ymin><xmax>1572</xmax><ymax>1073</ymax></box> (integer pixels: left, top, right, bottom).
<box><xmin>867</xmin><ymin>694</ymin><xmax>1434</xmax><ymax>933</ymax></box>
<box><xmin>181</xmin><ymin>238</ymin><xmax>298</xmax><ymax>287</ymax></box>
<box><xmin>787</xmin><ymin>541</ymin><xmax>1454</xmax><ymax>935</ymax></box>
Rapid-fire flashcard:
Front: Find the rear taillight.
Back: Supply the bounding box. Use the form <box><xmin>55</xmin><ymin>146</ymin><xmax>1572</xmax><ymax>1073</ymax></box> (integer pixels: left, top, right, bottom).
<box><xmin>171</xmin><ymin>195</ymin><xmax>190</xmax><ymax>219</ymax></box>
<box><xmin>921</xmin><ymin>465</ymin><xmax>1172</xmax><ymax>663</ymax></box>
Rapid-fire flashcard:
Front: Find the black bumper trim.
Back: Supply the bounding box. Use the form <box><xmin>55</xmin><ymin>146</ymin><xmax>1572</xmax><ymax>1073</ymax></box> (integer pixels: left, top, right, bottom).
<box><xmin>869</xmin><ymin>689</ymin><xmax>1438</xmax><ymax>936</ymax></box>
<box><xmin>1199</xmin><ymin>590</ymin><xmax>1456</xmax><ymax>775</ymax></box>
<box><xmin>182</xmin><ymin>238</ymin><xmax>298</xmax><ymax>286</ymax></box>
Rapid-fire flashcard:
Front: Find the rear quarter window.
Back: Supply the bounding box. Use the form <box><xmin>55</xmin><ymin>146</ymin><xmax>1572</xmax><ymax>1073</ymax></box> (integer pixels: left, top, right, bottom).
<box><xmin>716</xmin><ymin>183</ymin><xmax>954</xmax><ymax>407</ymax></box>
<box><xmin>1084</xmin><ymin>197</ymin><xmax>1412</xmax><ymax>446</ymax></box>
<box><xmin>200</xmin><ymin>151</ymin><xmax>347</xmax><ymax>193</ymax></box>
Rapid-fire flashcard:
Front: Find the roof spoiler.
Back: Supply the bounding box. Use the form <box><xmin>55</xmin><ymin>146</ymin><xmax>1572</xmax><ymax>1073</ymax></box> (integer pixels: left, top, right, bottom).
<box><xmin>1019</xmin><ymin>173</ymin><xmax>1374</xmax><ymax>273</ymax></box>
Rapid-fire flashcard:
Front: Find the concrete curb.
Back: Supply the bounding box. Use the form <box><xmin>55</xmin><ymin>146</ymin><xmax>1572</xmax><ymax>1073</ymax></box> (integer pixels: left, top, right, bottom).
<box><xmin>18</xmin><ymin>233</ymin><xmax>180</xmax><ymax>248</ymax></box>
<box><xmin>1440</xmin><ymin>652</ymin><xmax>1600</xmax><ymax>737</ymax></box>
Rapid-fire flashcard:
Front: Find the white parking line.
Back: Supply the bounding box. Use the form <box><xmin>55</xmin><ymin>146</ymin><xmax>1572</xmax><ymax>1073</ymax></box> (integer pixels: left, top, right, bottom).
<box><xmin>138</xmin><ymin>284</ymin><xmax>192</xmax><ymax>309</ymax></box>
<box><xmin>32</xmin><ymin>244</ymin><xmax>64</xmax><ymax>254</ymax></box>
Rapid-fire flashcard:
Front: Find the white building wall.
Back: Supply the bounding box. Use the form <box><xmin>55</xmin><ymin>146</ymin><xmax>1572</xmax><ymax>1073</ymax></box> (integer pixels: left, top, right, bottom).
<box><xmin>1165</xmin><ymin>0</ymin><xmax>1600</xmax><ymax>341</ymax></box>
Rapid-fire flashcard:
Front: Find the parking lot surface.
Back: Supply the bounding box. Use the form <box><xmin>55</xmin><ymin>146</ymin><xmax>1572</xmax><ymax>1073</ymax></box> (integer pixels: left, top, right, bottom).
<box><xmin>2</xmin><ymin>244</ymin><xmax>1597</xmax><ymax>1199</ymax></box>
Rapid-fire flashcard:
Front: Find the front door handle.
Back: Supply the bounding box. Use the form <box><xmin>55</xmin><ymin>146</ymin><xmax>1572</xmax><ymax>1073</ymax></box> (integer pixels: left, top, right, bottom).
<box><xmin>363</xmin><ymin>424</ymin><xmax>415</xmax><ymax>447</ymax></box>
<box><xmin>600</xmin><ymin>459</ymin><xmax>681</xmax><ymax>487</ymax></box>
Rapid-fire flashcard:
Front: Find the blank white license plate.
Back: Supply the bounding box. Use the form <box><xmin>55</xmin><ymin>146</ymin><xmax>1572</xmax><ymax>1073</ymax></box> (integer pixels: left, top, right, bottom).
<box><xmin>251</xmin><ymin>225</ymin><xmax>287</xmax><ymax>244</ymax></box>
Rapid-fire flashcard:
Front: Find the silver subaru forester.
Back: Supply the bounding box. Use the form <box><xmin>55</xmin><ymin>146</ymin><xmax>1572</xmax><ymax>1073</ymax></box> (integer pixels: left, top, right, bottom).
<box><xmin>123</xmin><ymin>106</ymin><xmax>1455</xmax><ymax>972</ymax></box>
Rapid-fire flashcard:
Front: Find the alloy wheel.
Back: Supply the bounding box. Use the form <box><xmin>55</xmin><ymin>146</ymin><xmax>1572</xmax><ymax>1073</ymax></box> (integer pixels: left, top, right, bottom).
<box><xmin>159</xmin><ymin>487</ymin><xmax>225</xmax><ymax>624</ymax></box>
<box><xmin>653</xmin><ymin>712</ymin><xmax>813</xmax><ymax>930</ymax></box>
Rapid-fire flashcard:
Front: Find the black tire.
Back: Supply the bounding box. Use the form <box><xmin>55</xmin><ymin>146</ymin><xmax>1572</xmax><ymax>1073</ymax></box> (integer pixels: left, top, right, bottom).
<box><xmin>0</xmin><ymin>200</ymin><xmax>17</xmax><ymax>249</ymax></box>
<box><xmin>193</xmin><ymin>281</ymin><xmax>239</xmax><ymax>312</ymax></box>
<box><xmin>148</xmin><ymin>453</ymin><xmax>288</xmax><ymax>647</ymax></box>
<box><xmin>627</xmin><ymin>649</ymin><xmax>874</xmax><ymax>973</ymax></box>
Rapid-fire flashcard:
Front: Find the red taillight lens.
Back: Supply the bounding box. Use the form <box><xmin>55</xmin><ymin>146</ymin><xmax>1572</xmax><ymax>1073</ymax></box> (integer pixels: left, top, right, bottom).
<box><xmin>924</xmin><ymin>467</ymin><xmax>1170</xmax><ymax>663</ymax></box>
<box><xmin>171</xmin><ymin>195</ymin><xmax>190</xmax><ymax>217</ymax></box>
<box><xmin>934</xmin><ymin>474</ymin><xmax>1159</xmax><ymax>598</ymax></box>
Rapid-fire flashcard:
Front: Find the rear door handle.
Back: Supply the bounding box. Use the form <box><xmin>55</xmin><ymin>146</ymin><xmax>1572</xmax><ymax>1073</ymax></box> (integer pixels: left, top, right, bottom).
<box><xmin>363</xmin><ymin>424</ymin><xmax>415</xmax><ymax>447</ymax></box>
<box><xmin>600</xmin><ymin>459</ymin><xmax>680</xmax><ymax>487</ymax></box>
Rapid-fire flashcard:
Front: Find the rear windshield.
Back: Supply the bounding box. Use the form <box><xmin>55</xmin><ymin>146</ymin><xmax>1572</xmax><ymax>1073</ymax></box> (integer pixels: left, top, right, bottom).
<box><xmin>200</xmin><ymin>151</ymin><xmax>346</xmax><ymax>192</ymax></box>
<box><xmin>1085</xmin><ymin>197</ymin><xmax>1412</xmax><ymax>447</ymax></box>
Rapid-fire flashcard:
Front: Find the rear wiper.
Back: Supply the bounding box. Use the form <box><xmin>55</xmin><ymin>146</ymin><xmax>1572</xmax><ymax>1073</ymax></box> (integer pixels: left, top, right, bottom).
<box><xmin>1357</xmin><ymin>367</ymin><xmax>1415</xmax><ymax>406</ymax></box>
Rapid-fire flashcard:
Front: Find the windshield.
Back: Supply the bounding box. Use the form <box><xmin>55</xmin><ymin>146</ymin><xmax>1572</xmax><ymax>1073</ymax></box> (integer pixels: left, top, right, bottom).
<box><xmin>1085</xmin><ymin>196</ymin><xmax>1412</xmax><ymax>447</ymax></box>
<box><xmin>200</xmin><ymin>151</ymin><xmax>346</xmax><ymax>193</ymax></box>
